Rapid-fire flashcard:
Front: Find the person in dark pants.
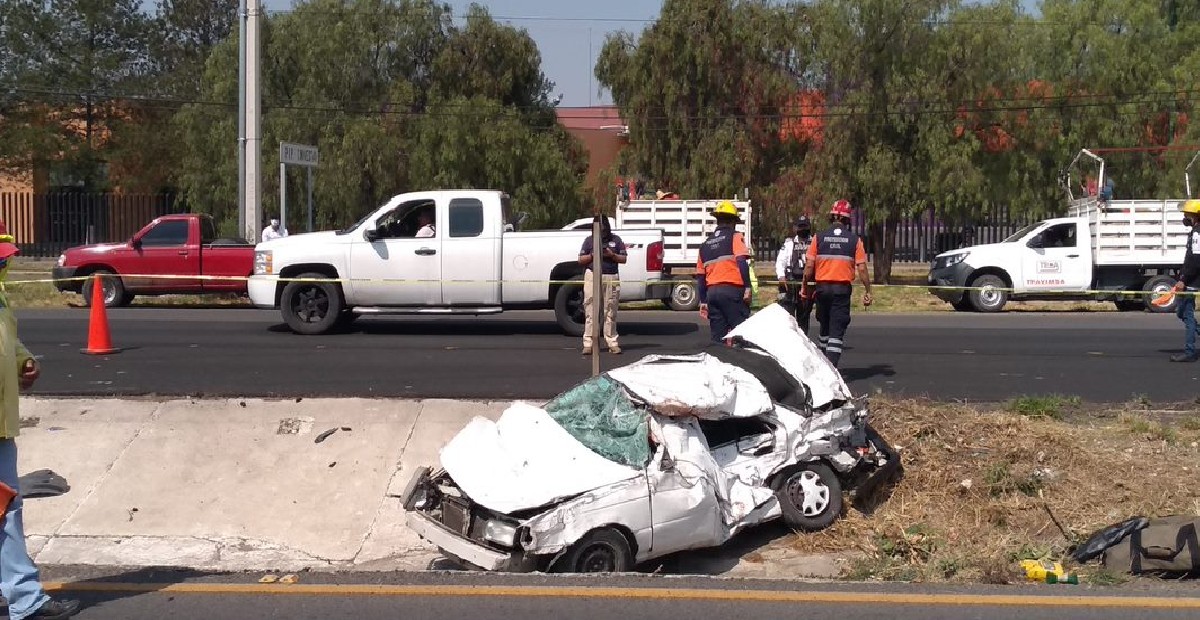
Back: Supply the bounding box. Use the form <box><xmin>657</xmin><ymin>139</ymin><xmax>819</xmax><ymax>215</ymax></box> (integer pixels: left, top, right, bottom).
<box><xmin>1171</xmin><ymin>199</ymin><xmax>1200</xmax><ymax>362</ymax></box>
<box><xmin>696</xmin><ymin>201</ymin><xmax>752</xmax><ymax>343</ymax></box>
<box><xmin>775</xmin><ymin>215</ymin><xmax>814</xmax><ymax>335</ymax></box>
<box><xmin>801</xmin><ymin>200</ymin><xmax>873</xmax><ymax>368</ymax></box>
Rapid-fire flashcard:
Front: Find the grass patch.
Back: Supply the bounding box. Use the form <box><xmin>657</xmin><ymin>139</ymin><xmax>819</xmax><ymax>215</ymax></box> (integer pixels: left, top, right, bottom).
<box><xmin>795</xmin><ymin>397</ymin><xmax>1200</xmax><ymax>584</ymax></box>
<box><xmin>1006</xmin><ymin>395</ymin><xmax>1081</xmax><ymax>420</ymax></box>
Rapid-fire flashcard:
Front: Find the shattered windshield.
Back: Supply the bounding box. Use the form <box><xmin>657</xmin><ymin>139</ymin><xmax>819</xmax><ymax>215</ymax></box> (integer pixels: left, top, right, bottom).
<box><xmin>543</xmin><ymin>375</ymin><xmax>651</xmax><ymax>468</ymax></box>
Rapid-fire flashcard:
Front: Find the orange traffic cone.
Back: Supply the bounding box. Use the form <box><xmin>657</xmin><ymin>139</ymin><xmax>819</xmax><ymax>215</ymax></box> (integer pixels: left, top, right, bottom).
<box><xmin>81</xmin><ymin>274</ymin><xmax>120</xmax><ymax>355</ymax></box>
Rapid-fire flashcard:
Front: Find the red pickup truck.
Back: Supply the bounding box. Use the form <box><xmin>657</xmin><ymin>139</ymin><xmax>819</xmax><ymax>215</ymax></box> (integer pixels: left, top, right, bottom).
<box><xmin>52</xmin><ymin>213</ymin><xmax>255</xmax><ymax>307</ymax></box>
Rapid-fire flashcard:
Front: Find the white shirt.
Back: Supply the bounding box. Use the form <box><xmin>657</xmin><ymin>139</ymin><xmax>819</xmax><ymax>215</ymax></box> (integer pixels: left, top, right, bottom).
<box><xmin>416</xmin><ymin>224</ymin><xmax>435</xmax><ymax>238</ymax></box>
<box><xmin>262</xmin><ymin>226</ymin><xmax>287</xmax><ymax>242</ymax></box>
<box><xmin>775</xmin><ymin>236</ymin><xmax>809</xmax><ymax>280</ymax></box>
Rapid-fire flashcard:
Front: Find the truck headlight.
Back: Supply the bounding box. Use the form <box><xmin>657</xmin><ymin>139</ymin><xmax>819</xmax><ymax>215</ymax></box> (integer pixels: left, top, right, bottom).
<box><xmin>483</xmin><ymin>519</ymin><xmax>518</xmax><ymax>547</ymax></box>
<box><xmin>56</xmin><ymin>254</ymin><xmax>66</xmax><ymax>268</ymax></box>
<box><xmin>254</xmin><ymin>250</ymin><xmax>273</xmax><ymax>275</ymax></box>
<box><xmin>934</xmin><ymin>252</ymin><xmax>968</xmax><ymax>270</ymax></box>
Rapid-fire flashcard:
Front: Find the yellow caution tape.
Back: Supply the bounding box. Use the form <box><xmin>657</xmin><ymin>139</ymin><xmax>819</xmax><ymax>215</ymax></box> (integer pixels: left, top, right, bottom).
<box><xmin>3</xmin><ymin>273</ymin><xmax>1196</xmax><ymax>298</ymax></box>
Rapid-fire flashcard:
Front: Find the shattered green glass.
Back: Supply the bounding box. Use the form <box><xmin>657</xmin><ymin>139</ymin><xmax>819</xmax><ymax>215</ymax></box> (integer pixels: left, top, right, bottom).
<box><xmin>543</xmin><ymin>374</ymin><xmax>651</xmax><ymax>468</ymax></box>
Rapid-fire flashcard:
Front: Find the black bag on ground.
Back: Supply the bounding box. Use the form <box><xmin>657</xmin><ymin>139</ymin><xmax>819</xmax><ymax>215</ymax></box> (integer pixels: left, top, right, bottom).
<box><xmin>1102</xmin><ymin>515</ymin><xmax>1200</xmax><ymax>574</ymax></box>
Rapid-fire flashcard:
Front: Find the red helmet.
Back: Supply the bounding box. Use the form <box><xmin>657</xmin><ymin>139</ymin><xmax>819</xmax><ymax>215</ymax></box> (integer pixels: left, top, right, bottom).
<box><xmin>0</xmin><ymin>221</ymin><xmax>17</xmax><ymax>260</ymax></box>
<box><xmin>829</xmin><ymin>199</ymin><xmax>852</xmax><ymax>218</ymax></box>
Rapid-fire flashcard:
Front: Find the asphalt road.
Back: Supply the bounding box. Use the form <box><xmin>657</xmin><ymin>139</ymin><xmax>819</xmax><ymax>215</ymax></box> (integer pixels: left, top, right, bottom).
<box><xmin>31</xmin><ymin>569</ymin><xmax>1200</xmax><ymax>620</ymax></box>
<box><xmin>15</xmin><ymin>307</ymin><xmax>1200</xmax><ymax>402</ymax></box>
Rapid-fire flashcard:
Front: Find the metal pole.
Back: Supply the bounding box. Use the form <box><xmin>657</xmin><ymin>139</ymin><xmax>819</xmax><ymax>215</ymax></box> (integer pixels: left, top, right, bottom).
<box><xmin>245</xmin><ymin>0</ymin><xmax>263</xmax><ymax>244</ymax></box>
<box><xmin>307</xmin><ymin>166</ymin><xmax>314</xmax><ymax>232</ymax></box>
<box><xmin>591</xmin><ymin>214</ymin><xmax>602</xmax><ymax>377</ymax></box>
<box><xmin>237</xmin><ymin>0</ymin><xmax>246</xmax><ymax>238</ymax></box>
<box><xmin>280</xmin><ymin>161</ymin><xmax>287</xmax><ymax>235</ymax></box>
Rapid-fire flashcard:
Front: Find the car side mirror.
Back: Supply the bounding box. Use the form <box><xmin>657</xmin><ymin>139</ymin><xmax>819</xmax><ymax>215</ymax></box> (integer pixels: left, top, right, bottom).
<box><xmin>131</xmin><ymin>237</ymin><xmax>142</xmax><ymax>249</ymax></box>
<box><xmin>364</xmin><ymin>228</ymin><xmax>380</xmax><ymax>243</ymax></box>
<box><xmin>1027</xmin><ymin>235</ymin><xmax>1043</xmax><ymax>249</ymax></box>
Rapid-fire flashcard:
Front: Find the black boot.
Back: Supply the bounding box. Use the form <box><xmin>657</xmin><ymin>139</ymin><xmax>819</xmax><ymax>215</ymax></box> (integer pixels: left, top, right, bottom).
<box><xmin>28</xmin><ymin>598</ymin><xmax>81</xmax><ymax>619</ymax></box>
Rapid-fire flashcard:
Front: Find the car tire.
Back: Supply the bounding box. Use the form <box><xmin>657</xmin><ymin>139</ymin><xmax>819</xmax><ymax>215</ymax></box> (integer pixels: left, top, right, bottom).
<box><xmin>775</xmin><ymin>462</ymin><xmax>842</xmax><ymax>531</ymax></box>
<box><xmin>1114</xmin><ymin>298</ymin><xmax>1144</xmax><ymax>312</ymax></box>
<box><xmin>280</xmin><ymin>272</ymin><xmax>344</xmax><ymax>335</ymax></box>
<box><xmin>668</xmin><ymin>280</ymin><xmax>700</xmax><ymax>311</ymax></box>
<box><xmin>1143</xmin><ymin>275</ymin><xmax>1179</xmax><ymax>314</ymax></box>
<box><xmin>553</xmin><ymin>275</ymin><xmax>586</xmax><ymax>337</ymax></box>
<box><xmin>553</xmin><ymin>527</ymin><xmax>633</xmax><ymax>574</ymax></box>
<box><xmin>81</xmin><ymin>270</ymin><xmax>127</xmax><ymax>308</ymax></box>
<box><xmin>951</xmin><ymin>298</ymin><xmax>974</xmax><ymax>312</ymax></box>
<box><xmin>968</xmin><ymin>274</ymin><xmax>1008</xmax><ymax>313</ymax></box>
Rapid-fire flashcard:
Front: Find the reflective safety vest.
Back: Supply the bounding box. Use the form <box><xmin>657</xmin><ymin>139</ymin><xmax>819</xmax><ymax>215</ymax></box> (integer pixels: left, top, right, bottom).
<box><xmin>697</xmin><ymin>227</ymin><xmax>749</xmax><ymax>287</ymax></box>
<box><xmin>808</xmin><ymin>227</ymin><xmax>865</xmax><ymax>284</ymax></box>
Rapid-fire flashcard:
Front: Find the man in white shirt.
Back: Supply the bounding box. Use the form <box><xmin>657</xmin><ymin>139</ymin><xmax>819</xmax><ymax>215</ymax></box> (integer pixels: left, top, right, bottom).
<box><xmin>261</xmin><ymin>219</ymin><xmax>287</xmax><ymax>242</ymax></box>
<box><xmin>775</xmin><ymin>215</ymin><xmax>813</xmax><ymax>335</ymax></box>
<box><xmin>415</xmin><ymin>209</ymin><xmax>435</xmax><ymax>238</ymax></box>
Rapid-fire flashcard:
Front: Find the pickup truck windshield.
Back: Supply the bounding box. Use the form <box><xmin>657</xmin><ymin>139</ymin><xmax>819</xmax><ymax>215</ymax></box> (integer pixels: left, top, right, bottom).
<box><xmin>1003</xmin><ymin>222</ymin><xmax>1042</xmax><ymax>243</ymax></box>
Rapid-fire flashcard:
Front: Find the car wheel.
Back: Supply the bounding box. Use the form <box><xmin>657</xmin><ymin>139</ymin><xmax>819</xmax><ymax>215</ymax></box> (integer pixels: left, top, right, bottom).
<box><xmin>553</xmin><ymin>275</ymin><xmax>586</xmax><ymax>337</ymax></box>
<box><xmin>668</xmin><ymin>280</ymin><xmax>700</xmax><ymax>311</ymax></box>
<box><xmin>81</xmin><ymin>270</ymin><xmax>127</xmax><ymax>308</ymax></box>
<box><xmin>554</xmin><ymin>527</ymin><xmax>633</xmax><ymax>574</ymax></box>
<box><xmin>775</xmin><ymin>462</ymin><xmax>842</xmax><ymax>531</ymax></box>
<box><xmin>280</xmin><ymin>272</ymin><xmax>344</xmax><ymax>335</ymax></box>
<box><xmin>968</xmin><ymin>274</ymin><xmax>1007</xmax><ymax>313</ymax></box>
<box><xmin>1143</xmin><ymin>275</ymin><xmax>1179</xmax><ymax>314</ymax></box>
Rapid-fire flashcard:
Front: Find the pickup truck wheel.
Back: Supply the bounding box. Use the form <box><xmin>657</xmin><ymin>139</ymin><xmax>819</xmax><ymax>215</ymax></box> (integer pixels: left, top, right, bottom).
<box><xmin>81</xmin><ymin>270</ymin><xmax>126</xmax><ymax>308</ymax></box>
<box><xmin>775</xmin><ymin>462</ymin><xmax>842</xmax><ymax>531</ymax></box>
<box><xmin>968</xmin><ymin>274</ymin><xmax>1007</xmax><ymax>313</ymax></box>
<box><xmin>554</xmin><ymin>527</ymin><xmax>633</xmax><ymax>574</ymax></box>
<box><xmin>281</xmin><ymin>272</ymin><xmax>344</xmax><ymax>335</ymax></box>
<box><xmin>668</xmin><ymin>280</ymin><xmax>700</xmax><ymax>311</ymax></box>
<box><xmin>553</xmin><ymin>276</ymin><xmax>586</xmax><ymax>337</ymax></box>
<box><xmin>1143</xmin><ymin>276</ymin><xmax>1179</xmax><ymax>313</ymax></box>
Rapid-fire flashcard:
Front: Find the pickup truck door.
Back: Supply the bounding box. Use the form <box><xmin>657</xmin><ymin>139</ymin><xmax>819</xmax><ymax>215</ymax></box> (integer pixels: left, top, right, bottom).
<box><xmin>347</xmin><ymin>199</ymin><xmax>442</xmax><ymax>306</ymax></box>
<box><xmin>125</xmin><ymin>219</ymin><xmax>201</xmax><ymax>291</ymax></box>
<box><xmin>441</xmin><ymin>196</ymin><xmax>501</xmax><ymax>306</ymax></box>
<box><xmin>1020</xmin><ymin>222</ymin><xmax>1092</xmax><ymax>292</ymax></box>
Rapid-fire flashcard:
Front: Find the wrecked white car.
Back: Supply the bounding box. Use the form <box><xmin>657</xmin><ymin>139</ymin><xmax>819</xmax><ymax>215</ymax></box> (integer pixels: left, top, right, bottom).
<box><xmin>401</xmin><ymin>304</ymin><xmax>899</xmax><ymax>573</ymax></box>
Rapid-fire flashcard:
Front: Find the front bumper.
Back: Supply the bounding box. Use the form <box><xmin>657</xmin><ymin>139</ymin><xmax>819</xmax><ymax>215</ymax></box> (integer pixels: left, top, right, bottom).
<box><xmin>247</xmin><ymin>275</ymin><xmax>279</xmax><ymax>309</ymax></box>
<box><xmin>927</xmin><ymin>262</ymin><xmax>973</xmax><ymax>304</ymax></box>
<box><xmin>51</xmin><ymin>266</ymin><xmax>81</xmax><ymax>293</ymax></box>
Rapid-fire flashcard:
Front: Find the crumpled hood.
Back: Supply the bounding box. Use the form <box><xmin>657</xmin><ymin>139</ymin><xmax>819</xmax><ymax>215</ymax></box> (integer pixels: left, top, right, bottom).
<box><xmin>439</xmin><ymin>303</ymin><xmax>854</xmax><ymax>515</ymax></box>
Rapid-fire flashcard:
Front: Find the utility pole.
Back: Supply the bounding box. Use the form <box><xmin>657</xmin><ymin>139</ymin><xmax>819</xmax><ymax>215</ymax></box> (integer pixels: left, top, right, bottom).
<box><xmin>237</xmin><ymin>0</ymin><xmax>247</xmax><ymax>237</ymax></box>
<box><xmin>244</xmin><ymin>0</ymin><xmax>263</xmax><ymax>244</ymax></box>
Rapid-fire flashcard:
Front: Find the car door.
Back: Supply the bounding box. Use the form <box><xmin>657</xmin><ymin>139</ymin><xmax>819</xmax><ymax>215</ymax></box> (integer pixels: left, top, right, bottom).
<box><xmin>441</xmin><ymin>196</ymin><xmax>501</xmax><ymax>306</ymax></box>
<box><xmin>346</xmin><ymin>199</ymin><xmax>442</xmax><ymax>306</ymax></box>
<box><xmin>646</xmin><ymin>419</ymin><xmax>726</xmax><ymax>556</ymax></box>
<box><xmin>1020</xmin><ymin>222</ymin><xmax>1091</xmax><ymax>292</ymax></box>
<box><xmin>126</xmin><ymin>219</ymin><xmax>200</xmax><ymax>291</ymax></box>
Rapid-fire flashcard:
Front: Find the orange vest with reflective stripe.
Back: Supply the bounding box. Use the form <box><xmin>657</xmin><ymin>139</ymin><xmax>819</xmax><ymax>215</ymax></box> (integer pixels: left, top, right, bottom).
<box><xmin>808</xmin><ymin>227</ymin><xmax>865</xmax><ymax>284</ymax></box>
<box><xmin>697</xmin><ymin>228</ymin><xmax>749</xmax><ymax>287</ymax></box>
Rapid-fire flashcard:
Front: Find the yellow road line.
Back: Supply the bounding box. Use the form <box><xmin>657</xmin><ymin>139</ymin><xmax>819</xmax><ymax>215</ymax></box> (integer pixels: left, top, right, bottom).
<box><xmin>39</xmin><ymin>582</ymin><xmax>1200</xmax><ymax>608</ymax></box>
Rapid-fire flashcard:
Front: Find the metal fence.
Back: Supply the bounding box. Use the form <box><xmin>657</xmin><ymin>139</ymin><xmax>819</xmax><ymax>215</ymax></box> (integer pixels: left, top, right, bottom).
<box><xmin>0</xmin><ymin>192</ymin><xmax>179</xmax><ymax>257</ymax></box>
<box><xmin>751</xmin><ymin>209</ymin><xmax>1036</xmax><ymax>264</ymax></box>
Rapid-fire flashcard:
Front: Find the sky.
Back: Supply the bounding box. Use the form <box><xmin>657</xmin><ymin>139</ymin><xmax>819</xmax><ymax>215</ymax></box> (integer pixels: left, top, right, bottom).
<box><xmin>256</xmin><ymin>0</ymin><xmax>1042</xmax><ymax>109</ymax></box>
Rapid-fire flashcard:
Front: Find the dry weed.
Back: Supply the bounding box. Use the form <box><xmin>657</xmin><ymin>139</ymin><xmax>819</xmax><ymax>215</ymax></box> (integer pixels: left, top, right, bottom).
<box><xmin>792</xmin><ymin>398</ymin><xmax>1200</xmax><ymax>583</ymax></box>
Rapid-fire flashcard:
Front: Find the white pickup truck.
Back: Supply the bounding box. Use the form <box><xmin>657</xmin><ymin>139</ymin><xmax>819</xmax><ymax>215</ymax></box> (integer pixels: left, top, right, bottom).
<box><xmin>928</xmin><ymin>197</ymin><xmax>1190</xmax><ymax>313</ymax></box>
<box><xmin>249</xmin><ymin>190</ymin><xmax>670</xmax><ymax>335</ymax></box>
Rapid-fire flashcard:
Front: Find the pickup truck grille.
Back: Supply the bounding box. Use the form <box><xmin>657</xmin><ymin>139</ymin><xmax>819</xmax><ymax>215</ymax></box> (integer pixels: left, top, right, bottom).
<box><xmin>441</xmin><ymin>496</ymin><xmax>471</xmax><ymax>536</ymax></box>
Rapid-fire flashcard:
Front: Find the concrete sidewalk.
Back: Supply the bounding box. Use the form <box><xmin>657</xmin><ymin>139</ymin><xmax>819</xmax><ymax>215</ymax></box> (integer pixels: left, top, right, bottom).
<box><xmin>13</xmin><ymin>397</ymin><xmax>849</xmax><ymax>579</ymax></box>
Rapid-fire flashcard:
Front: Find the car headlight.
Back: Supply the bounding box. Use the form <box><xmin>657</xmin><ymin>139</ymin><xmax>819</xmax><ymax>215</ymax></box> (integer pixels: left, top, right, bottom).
<box><xmin>57</xmin><ymin>254</ymin><xmax>66</xmax><ymax>268</ymax></box>
<box><xmin>254</xmin><ymin>250</ymin><xmax>273</xmax><ymax>275</ymax></box>
<box><xmin>483</xmin><ymin>519</ymin><xmax>518</xmax><ymax>547</ymax></box>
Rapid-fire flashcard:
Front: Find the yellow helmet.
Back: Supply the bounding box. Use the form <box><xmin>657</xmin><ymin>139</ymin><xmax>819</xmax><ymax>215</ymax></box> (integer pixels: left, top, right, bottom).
<box><xmin>711</xmin><ymin>200</ymin><xmax>741</xmax><ymax>219</ymax></box>
<box><xmin>1183</xmin><ymin>199</ymin><xmax>1200</xmax><ymax>215</ymax></box>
